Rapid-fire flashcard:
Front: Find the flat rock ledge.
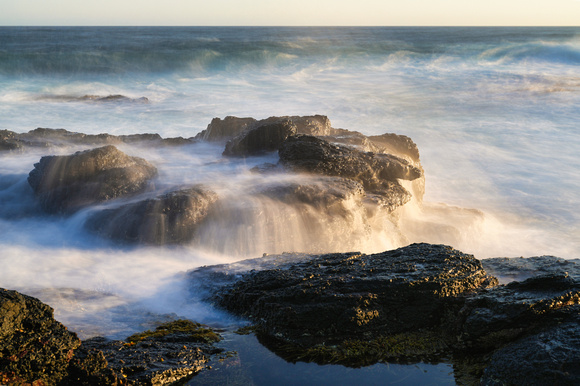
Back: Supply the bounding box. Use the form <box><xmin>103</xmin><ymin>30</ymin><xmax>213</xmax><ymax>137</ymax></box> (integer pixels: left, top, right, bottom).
<box><xmin>189</xmin><ymin>243</ymin><xmax>580</xmax><ymax>384</ymax></box>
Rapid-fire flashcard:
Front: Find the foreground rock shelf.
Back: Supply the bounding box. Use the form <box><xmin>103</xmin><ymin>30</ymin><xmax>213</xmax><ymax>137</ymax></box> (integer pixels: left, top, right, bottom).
<box><xmin>2</xmin><ymin>244</ymin><xmax>579</xmax><ymax>385</ymax></box>
<box><xmin>190</xmin><ymin>243</ymin><xmax>580</xmax><ymax>385</ymax></box>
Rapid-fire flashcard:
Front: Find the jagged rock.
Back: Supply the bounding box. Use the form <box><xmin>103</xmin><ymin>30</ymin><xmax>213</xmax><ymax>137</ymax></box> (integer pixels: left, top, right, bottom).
<box><xmin>223</xmin><ymin>119</ymin><xmax>297</xmax><ymax>156</ymax></box>
<box><xmin>86</xmin><ymin>186</ymin><xmax>218</xmax><ymax>245</ymax></box>
<box><xmin>0</xmin><ymin>288</ymin><xmax>81</xmax><ymax>385</ymax></box>
<box><xmin>72</xmin><ymin>320</ymin><xmax>221</xmax><ymax>385</ymax></box>
<box><xmin>194</xmin><ymin>116</ymin><xmax>258</xmax><ymax>142</ymax></box>
<box><xmin>210</xmin><ymin>243</ymin><xmax>497</xmax><ymax>348</ymax></box>
<box><xmin>195</xmin><ymin>115</ymin><xmax>332</xmax><ymax>143</ymax></box>
<box><xmin>278</xmin><ymin>135</ymin><xmax>422</xmax><ymax>211</ymax></box>
<box><xmin>368</xmin><ymin>133</ymin><xmax>421</xmax><ymax>163</ymax></box>
<box><xmin>28</xmin><ymin>145</ymin><xmax>158</xmax><ymax>214</ymax></box>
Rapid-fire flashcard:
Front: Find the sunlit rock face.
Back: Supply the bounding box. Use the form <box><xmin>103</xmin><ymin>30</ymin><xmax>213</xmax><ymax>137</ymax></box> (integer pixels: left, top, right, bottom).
<box><xmin>27</xmin><ymin>145</ymin><xmax>158</xmax><ymax>214</ymax></box>
<box><xmin>0</xmin><ymin>288</ymin><xmax>81</xmax><ymax>385</ymax></box>
<box><xmin>203</xmin><ymin>243</ymin><xmax>497</xmax><ymax>347</ymax></box>
<box><xmin>86</xmin><ymin>186</ymin><xmax>218</xmax><ymax>245</ymax></box>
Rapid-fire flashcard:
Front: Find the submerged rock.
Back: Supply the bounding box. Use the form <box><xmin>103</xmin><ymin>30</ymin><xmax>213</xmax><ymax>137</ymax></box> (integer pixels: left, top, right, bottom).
<box><xmin>27</xmin><ymin>145</ymin><xmax>158</xmax><ymax>214</ymax></box>
<box><xmin>86</xmin><ymin>186</ymin><xmax>218</xmax><ymax>245</ymax></box>
<box><xmin>0</xmin><ymin>288</ymin><xmax>81</xmax><ymax>385</ymax></box>
<box><xmin>223</xmin><ymin>118</ymin><xmax>297</xmax><ymax>156</ymax></box>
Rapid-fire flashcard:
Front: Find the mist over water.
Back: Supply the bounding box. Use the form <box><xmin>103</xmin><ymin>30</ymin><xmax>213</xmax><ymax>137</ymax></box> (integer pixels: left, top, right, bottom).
<box><xmin>1</xmin><ymin>27</ymin><xmax>579</xmax><ymax>341</ymax></box>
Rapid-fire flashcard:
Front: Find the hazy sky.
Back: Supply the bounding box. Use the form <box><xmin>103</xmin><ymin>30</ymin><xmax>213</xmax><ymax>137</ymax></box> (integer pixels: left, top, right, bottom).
<box><xmin>1</xmin><ymin>0</ymin><xmax>579</xmax><ymax>26</ymax></box>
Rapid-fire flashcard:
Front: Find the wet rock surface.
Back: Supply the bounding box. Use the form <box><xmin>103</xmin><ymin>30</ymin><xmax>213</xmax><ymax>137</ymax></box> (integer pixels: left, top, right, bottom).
<box><xmin>65</xmin><ymin>320</ymin><xmax>222</xmax><ymax>386</ymax></box>
<box><xmin>0</xmin><ymin>288</ymin><xmax>81</xmax><ymax>385</ymax></box>
<box><xmin>1</xmin><ymin>127</ymin><xmax>195</xmax><ymax>151</ymax></box>
<box><xmin>210</xmin><ymin>243</ymin><xmax>496</xmax><ymax>346</ymax></box>
<box><xmin>28</xmin><ymin>145</ymin><xmax>158</xmax><ymax>214</ymax></box>
<box><xmin>223</xmin><ymin>118</ymin><xmax>297</xmax><ymax>156</ymax></box>
<box><xmin>278</xmin><ymin>135</ymin><xmax>422</xmax><ymax>212</ymax></box>
<box><xmin>0</xmin><ymin>290</ymin><xmax>223</xmax><ymax>385</ymax></box>
<box><xmin>188</xmin><ymin>244</ymin><xmax>580</xmax><ymax>384</ymax></box>
<box><xmin>86</xmin><ymin>186</ymin><xmax>218</xmax><ymax>245</ymax></box>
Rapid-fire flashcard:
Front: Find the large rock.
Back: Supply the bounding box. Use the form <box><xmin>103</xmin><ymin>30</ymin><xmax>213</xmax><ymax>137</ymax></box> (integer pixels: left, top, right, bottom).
<box><xmin>481</xmin><ymin>309</ymin><xmax>580</xmax><ymax>385</ymax></box>
<box><xmin>210</xmin><ymin>243</ymin><xmax>497</xmax><ymax>347</ymax></box>
<box><xmin>86</xmin><ymin>186</ymin><xmax>218</xmax><ymax>245</ymax></box>
<box><xmin>65</xmin><ymin>320</ymin><xmax>221</xmax><ymax>386</ymax></box>
<box><xmin>278</xmin><ymin>135</ymin><xmax>422</xmax><ymax>211</ymax></box>
<box><xmin>194</xmin><ymin>116</ymin><xmax>257</xmax><ymax>142</ymax></box>
<box><xmin>28</xmin><ymin>145</ymin><xmax>158</xmax><ymax>214</ymax></box>
<box><xmin>279</xmin><ymin>135</ymin><xmax>421</xmax><ymax>187</ymax></box>
<box><xmin>0</xmin><ymin>288</ymin><xmax>81</xmax><ymax>385</ymax></box>
<box><xmin>223</xmin><ymin>118</ymin><xmax>297</xmax><ymax>156</ymax></box>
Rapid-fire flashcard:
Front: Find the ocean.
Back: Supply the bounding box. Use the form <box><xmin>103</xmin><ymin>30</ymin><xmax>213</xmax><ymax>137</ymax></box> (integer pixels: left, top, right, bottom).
<box><xmin>1</xmin><ymin>27</ymin><xmax>579</xmax><ymax>384</ymax></box>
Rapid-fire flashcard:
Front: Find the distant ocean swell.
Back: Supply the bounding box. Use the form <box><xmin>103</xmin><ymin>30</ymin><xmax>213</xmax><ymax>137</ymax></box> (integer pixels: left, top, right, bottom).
<box><xmin>1</xmin><ymin>27</ymin><xmax>580</xmax><ymax>76</ymax></box>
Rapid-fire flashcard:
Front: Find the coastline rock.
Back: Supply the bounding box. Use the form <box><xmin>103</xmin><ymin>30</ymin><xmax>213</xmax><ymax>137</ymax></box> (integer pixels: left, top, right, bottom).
<box><xmin>278</xmin><ymin>135</ymin><xmax>422</xmax><ymax>211</ymax></box>
<box><xmin>28</xmin><ymin>145</ymin><xmax>158</xmax><ymax>214</ymax></box>
<box><xmin>481</xmin><ymin>309</ymin><xmax>580</xmax><ymax>385</ymax></box>
<box><xmin>66</xmin><ymin>320</ymin><xmax>222</xmax><ymax>386</ymax></box>
<box><xmin>223</xmin><ymin>119</ymin><xmax>297</xmax><ymax>156</ymax></box>
<box><xmin>279</xmin><ymin>135</ymin><xmax>422</xmax><ymax>187</ymax></box>
<box><xmin>86</xmin><ymin>186</ymin><xmax>218</xmax><ymax>245</ymax></box>
<box><xmin>211</xmin><ymin>243</ymin><xmax>497</xmax><ymax>348</ymax></box>
<box><xmin>1</xmin><ymin>128</ymin><xmax>196</xmax><ymax>152</ymax></box>
<box><xmin>194</xmin><ymin>116</ymin><xmax>258</xmax><ymax>142</ymax></box>
<box><xmin>0</xmin><ymin>288</ymin><xmax>81</xmax><ymax>385</ymax></box>
<box><xmin>258</xmin><ymin>177</ymin><xmax>364</xmax><ymax>216</ymax></box>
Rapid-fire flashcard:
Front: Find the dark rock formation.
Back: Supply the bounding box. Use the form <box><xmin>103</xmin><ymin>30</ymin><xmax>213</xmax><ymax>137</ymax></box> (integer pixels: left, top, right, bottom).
<box><xmin>0</xmin><ymin>128</ymin><xmax>196</xmax><ymax>152</ymax></box>
<box><xmin>27</xmin><ymin>145</ymin><xmax>158</xmax><ymax>214</ymax></box>
<box><xmin>211</xmin><ymin>243</ymin><xmax>496</xmax><ymax>347</ymax></box>
<box><xmin>278</xmin><ymin>135</ymin><xmax>422</xmax><ymax>211</ymax></box>
<box><xmin>223</xmin><ymin>119</ymin><xmax>297</xmax><ymax>156</ymax></box>
<box><xmin>0</xmin><ymin>288</ymin><xmax>81</xmax><ymax>385</ymax></box>
<box><xmin>66</xmin><ymin>320</ymin><xmax>222</xmax><ymax>386</ymax></box>
<box><xmin>481</xmin><ymin>308</ymin><xmax>580</xmax><ymax>385</ymax></box>
<box><xmin>194</xmin><ymin>116</ymin><xmax>258</xmax><ymax>142</ymax></box>
<box><xmin>195</xmin><ymin>115</ymin><xmax>333</xmax><ymax>143</ymax></box>
<box><xmin>455</xmin><ymin>273</ymin><xmax>580</xmax><ymax>351</ymax></box>
<box><xmin>86</xmin><ymin>186</ymin><xmax>218</xmax><ymax>245</ymax></box>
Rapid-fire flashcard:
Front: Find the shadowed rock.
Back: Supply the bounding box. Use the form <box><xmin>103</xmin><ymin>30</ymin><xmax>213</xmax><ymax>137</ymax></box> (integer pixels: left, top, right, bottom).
<box><xmin>278</xmin><ymin>135</ymin><xmax>422</xmax><ymax>211</ymax></box>
<box><xmin>223</xmin><ymin>118</ymin><xmax>297</xmax><ymax>156</ymax></box>
<box><xmin>0</xmin><ymin>288</ymin><xmax>81</xmax><ymax>385</ymax></box>
<box><xmin>86</xmin><ymin>186</ymin><xmax>218</xmax><ymax>245</ymax></box>
<box><xmin>28</xmin><ymin>145</ymin><xmax>158</xmax><ymax>214</ymax></box>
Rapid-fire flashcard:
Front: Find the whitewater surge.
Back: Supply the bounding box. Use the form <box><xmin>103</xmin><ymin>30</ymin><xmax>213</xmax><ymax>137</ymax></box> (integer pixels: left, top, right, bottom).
<box><xmin>1</xmin><ymin>27</ymin><xmax>579</xmax><ymax>341</ymax></box>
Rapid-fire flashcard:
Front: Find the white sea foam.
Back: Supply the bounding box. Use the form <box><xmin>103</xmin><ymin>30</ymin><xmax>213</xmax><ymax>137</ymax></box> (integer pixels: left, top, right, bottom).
<box><xmin>1</xmin><ymin>27</ymin><xmax>579</xmax><ymax>340</ymax></box>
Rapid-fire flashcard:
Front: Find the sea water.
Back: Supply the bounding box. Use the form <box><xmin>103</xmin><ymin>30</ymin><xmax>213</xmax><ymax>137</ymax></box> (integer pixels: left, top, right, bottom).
<box><xmin>1</xmin><ymin>27</ymin><xmax>579</xmax><ymax>383</ymax></box>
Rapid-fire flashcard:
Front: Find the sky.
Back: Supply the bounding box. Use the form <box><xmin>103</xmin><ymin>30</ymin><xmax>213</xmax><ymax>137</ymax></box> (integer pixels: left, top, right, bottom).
<box><xmin>0</xmin><ymin>0</ymin><xmax>579</xmax><ymax>26</ymax></box>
